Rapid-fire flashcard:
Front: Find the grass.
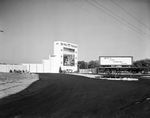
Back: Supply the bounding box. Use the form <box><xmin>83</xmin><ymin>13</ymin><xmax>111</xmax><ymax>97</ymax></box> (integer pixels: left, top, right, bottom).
<box><xmin>0</xmin><ymin>73</ymin><xmax>150</xmax><ymax>118</ymax></box>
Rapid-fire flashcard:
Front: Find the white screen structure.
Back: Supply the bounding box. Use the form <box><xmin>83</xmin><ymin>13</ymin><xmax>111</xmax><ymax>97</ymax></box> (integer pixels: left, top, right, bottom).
<box><xmin>100</xmin><ymin>57</ymin><xmax>132</xmax><ymax>65</ymax></box>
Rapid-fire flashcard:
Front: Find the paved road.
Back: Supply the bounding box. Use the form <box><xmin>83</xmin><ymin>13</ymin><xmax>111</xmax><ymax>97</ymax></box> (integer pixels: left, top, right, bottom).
<box><xmin>0</xmin><ymin>73</ymin><xmax>150</xmax><ymax>118</ymax></box>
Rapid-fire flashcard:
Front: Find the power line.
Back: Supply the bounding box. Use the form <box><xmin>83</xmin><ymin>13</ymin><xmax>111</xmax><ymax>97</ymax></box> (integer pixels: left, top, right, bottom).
<box><xmin>85</xmin><ymin>0</ymin><xmax>150</xmax><ymax>39</ymax></box>
<box><xmin>110</xmin><ymin>0</ymin><xmax>150</xmax><ymax>31</ymax></box>
<box><xmin>67</xmin><ymin>0</ymin><xmax>130</xmax><ymax>35</ymax></box>
<box><xmin>93</xmin><ymin>0</ymin><xmax>150</xmax><ymax>39</ymax></box>
<box><xmin>68</xmin><ymin>0</ymin><xmax>149</xmax><ymax>42</ymax></box>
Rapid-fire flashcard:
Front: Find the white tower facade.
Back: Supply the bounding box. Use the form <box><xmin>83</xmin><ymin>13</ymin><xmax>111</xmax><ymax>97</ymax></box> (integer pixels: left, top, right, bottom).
<box><xmin>53</xmin><ymin>41</ymin><xmax>78</xmax><ymax>72</ymax></box>
<box><xmin>21</xmin><ymin>41</ymin><xmax>78</xmax><ymax>73</ymax></box>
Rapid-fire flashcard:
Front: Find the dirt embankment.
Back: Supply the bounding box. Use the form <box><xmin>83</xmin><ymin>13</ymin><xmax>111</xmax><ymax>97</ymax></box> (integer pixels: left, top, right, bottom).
<box><xmin>0</xmin><ymin>72</ymin><xmax>39</xmax><ymax>98</ymax></box>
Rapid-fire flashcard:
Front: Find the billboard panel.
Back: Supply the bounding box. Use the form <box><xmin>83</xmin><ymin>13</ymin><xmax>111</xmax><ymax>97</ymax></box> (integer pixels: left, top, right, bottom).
<box><xmin>100</xmin><ymin>56</ymin><xmax>133</xmax><ymax>65</ymax></box>
<box><xmin>63</xmin><ymin>54</ymin><xmax>75</xmax><ymax>66</ymax></box>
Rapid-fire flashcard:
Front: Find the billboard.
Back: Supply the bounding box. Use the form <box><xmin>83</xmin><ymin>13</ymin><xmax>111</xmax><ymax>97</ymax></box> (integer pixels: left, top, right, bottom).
<box><xmin>63</xmin><ymin>54</ymin><xmax>75</xmax><ymax>66</ymax></box>
<box><xmin>99</xmin><ymin>56</ymin><xmax>133</xmax><ymax>65</ymax></box>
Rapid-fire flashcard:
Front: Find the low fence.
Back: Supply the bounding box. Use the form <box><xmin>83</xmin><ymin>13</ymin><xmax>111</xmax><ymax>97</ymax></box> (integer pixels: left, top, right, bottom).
<box><xmin>0</xmin><ymin>64</ymin><xmax>27</xmax><ymax>73</ymax></box>
<box><xmin>79</xmin><ymin>68</ymin><xmax>97</xmax><ymax>74</ymax></box>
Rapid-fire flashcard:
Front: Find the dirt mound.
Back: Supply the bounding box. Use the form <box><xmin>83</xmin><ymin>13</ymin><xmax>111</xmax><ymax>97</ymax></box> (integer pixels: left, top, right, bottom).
<box><xmin>0</xmin><ymin>73</ymin><xmax>38</xmax><ymax>98</ymax></box>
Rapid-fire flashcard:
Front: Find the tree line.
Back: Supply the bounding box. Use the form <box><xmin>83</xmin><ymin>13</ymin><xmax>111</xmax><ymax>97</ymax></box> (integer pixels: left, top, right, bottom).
<box><xmin>78</xmin><ymin>60</ymin><xmax>100</xmax><ymax>69</ymax></box>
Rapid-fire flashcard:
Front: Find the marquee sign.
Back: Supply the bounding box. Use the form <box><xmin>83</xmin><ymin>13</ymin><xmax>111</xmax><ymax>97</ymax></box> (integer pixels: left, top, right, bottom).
<box><xmin>99</xmin><ymin>56</ymin><xmax>133</xmax><ymax>65</ymax></box>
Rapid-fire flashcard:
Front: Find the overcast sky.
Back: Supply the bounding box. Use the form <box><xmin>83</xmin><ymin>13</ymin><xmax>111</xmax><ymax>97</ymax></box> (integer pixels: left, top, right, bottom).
<box><xmin>0</xmin><ymin>0</ymin><xmax>150</xmax><ymax>64</ymax></box>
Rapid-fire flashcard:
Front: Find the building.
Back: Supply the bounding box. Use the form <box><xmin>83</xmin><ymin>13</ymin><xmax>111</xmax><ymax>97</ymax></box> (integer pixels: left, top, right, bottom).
<box><xmin>49</xmin><ymin>55</ymin><xmax>59</xmax><ymax>73</ymax></box>
<box><xmin>22</xmin><ymin>41</ymin><xmax>78</xmax><ymax>73</ymax></box>
<box><xmin>53</xmin><ymin>41</ymin><xmax>78</xmax><ymax>73</ymax></box>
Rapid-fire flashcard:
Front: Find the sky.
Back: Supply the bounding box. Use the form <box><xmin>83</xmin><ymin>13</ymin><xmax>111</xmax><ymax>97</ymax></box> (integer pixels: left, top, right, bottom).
<box><xmin>0</xmin><ymin>0</ymin><xmax>150</xmax><ymax>64</ymax></box>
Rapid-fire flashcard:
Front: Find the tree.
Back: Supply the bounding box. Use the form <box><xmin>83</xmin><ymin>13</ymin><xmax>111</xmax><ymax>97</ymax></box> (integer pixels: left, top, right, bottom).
<box><xmin>88</xmin><ymin>60</ymin><xmax>100</xmax><ymax>68</ymax></box>
<box><xmin>9</xmin><ymin>70</ymin><xmax>13</xmax><ymax>73</ymax></box>
<box><xmin>133</xmin><ymin>59</ymin><xmax>150</xmax><ymax>72</ymax></box>
<box><xmin>78</xmin><ymin>61</ymin><xmax>88</xmax><ymax>69</ymax></box>
<box><xmin>59</xmin><ymin>67</ymin><xmax>62</xmax><ymax>73</ymax></box>
<box><xmin>78</xmin><ymin>60</ymin><xmax>100</xmax><ymax>69</ymax></box>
